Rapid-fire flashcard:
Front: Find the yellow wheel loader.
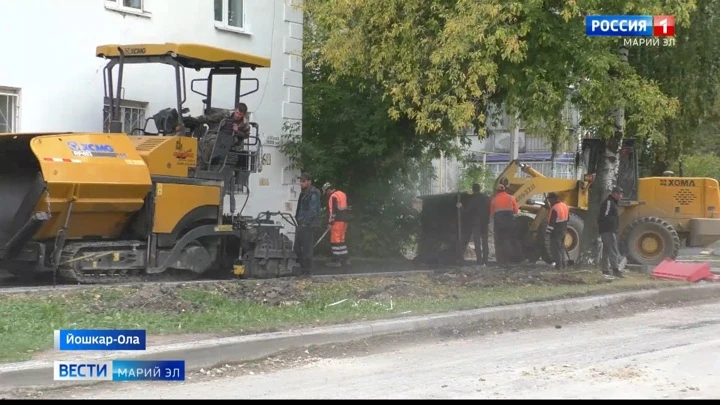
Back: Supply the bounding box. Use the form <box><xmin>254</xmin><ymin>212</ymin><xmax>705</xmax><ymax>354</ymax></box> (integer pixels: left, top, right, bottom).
<box><xmin>0</xmin><ymin>43</ymin><xmax>297</xmax><ymax>284</ymax></box>
<box><xmin>495</xmin><ymin>138</ymin><xmax>720</xmax><ymax>266</ymax></box>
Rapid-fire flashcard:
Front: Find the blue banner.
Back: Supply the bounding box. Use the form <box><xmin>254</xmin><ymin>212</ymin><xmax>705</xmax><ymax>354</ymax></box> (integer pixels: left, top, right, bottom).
<box><xmin>112</xmin><ymin>360</ymin><xmax>185</xmax><ymax>381</ymax></box>
<box><xmin>53</xmin><ymin>360</ymin><xmax>185</xmax><ymax>381</ymax></box>
<box><xmin>585</xmin><ymin>15</ymin><xmax>653</xmax><ymax>37</ymax></box>
<box><xmin>54</xmin><ymin>329</ymin><xmax>146</xmax><ymax>351</ymax></box>
<box><xmin>54</xmin><ymin>361</ymin><xmax>113</xmax><ymax>381</ymax></box>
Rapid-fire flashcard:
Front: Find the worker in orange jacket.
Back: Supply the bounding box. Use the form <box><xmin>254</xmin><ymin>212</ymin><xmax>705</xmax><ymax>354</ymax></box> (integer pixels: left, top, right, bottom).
<box><xmin>490</xmin><ymin>184</ymin><xmax>518</xmax><ymax>267</ymax></box>
<box><xmin>546</xmin><ymin>192</ymin><xmax>570</xmax><ymax>270</ymax></box>
<box><xmin>322</xmin><ymin>183</ymin><xmax>351</xmax><ymax>267</ymax></box>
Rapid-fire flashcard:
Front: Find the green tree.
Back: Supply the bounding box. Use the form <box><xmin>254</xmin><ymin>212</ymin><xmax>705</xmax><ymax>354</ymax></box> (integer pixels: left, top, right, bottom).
<box><xmin>303</xmin><ymin>0</ymin><xmax>691</xmax><ymax>139</ymax></box>
<box><xmin>456</xmin><ymin>156</ymin><xmax>496</xmax><ymax>193</ymax></box>
<box><xmin>303</xmin><ymin>0</ymin><xmax>694</xmax><ymax>263</ymax></box>
<box><xmin>681</xmin><ymin>154</ymin><xmax>720</xmax><ymax>180</ymax></box>
<box><xmin>279</xmin><ymin>20</ymin><xmax>452</xmax><ymax>258</ymax></box>
<box><xmin>631</xmin><ymin>0</ymin><xmax>720</xmax><ymax>176</ymax></box>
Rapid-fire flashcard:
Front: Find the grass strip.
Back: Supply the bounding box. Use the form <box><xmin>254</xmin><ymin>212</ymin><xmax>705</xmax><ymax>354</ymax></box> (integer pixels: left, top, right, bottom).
<box><xmin>0</xmin><ymin>271</ymin><xmax>680</xmax><ymax>363</ymax></box>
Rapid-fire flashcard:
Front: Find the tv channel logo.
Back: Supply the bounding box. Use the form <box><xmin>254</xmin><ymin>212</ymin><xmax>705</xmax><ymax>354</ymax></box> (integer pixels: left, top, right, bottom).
<box><xmin>586</xmin><ymin>15</ymin><xmax>676</xmax><ymax>37</ymax></box>
<box><xmin>585</xmin><ymin>15</ymin><xmax>653</xmax><ymax>37</ymax></box>
<box><xmin>54</xmin><ymin>361</ymin><xmax>112</xmax><ymax>381</ymax></box>
<box><xmin>54</xmin><ymin>360</ymin><xmax>185</xmax><ymax>381</ymax></box>
<box><xmin>653</xmin><ymin>15</ymin><xmax>675</xmax><ymax>37</ymax></box>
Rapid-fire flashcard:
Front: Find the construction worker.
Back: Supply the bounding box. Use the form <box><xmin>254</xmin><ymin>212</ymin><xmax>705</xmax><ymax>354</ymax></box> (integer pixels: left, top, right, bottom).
<box><xmin>598</xmin><ymin>186</ymin><xmax>625</xmax><ymax>279</ymax></box>
<box><xmin>294</xmin><ymin>173</ymin><xmax>321</xmax><ymax>275</ymax></box>
<box><xmin>490</xmin><ymin>183</ymin><xmax>518</xmax><ymax>267</ymax></box>
<box><xmin>458</xmin><ymin>183</ymin><xmax>490</xmax><ymax>266</ymax></box>
<box><xmin>198</xmin><ymin>102</ymin><xmax>252</xmax><ymax>164</ymax></box>
<box><xmin>322</xmin><ymin>183</ymin><xmax>351</xmax><ymax>267</ymax></box>
<box><xmin>546</xmin><ymin>192</ymin><xmax>570</xmax><ymax>270</ymax></box>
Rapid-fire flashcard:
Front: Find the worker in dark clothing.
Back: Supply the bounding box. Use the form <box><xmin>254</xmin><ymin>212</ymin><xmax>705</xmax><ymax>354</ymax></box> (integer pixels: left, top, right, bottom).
<box><xmin>458</xmin><ymin>183</ymin><xmax>490</xmax><ymax>266</ymax></box>
<box><xmin>546</xmin><ymin>192</ymin><xmax>570</xmax><ymax>270</ymax></box>
<box><xmin>490</xmin><ymin>184</ymin><xmax>519</xmax><ymax>267</ymax></box>
<box><xmin>294</xmin><ymin>172</ymin><xmax>321</xmax><ymax>275</ymax></box>
<box><xmin>598</xmin><ymin>186</ymin><xmax>624</xmax><ymax>279</ymax></box>
<box><xmin>197</xmin><ymin>102</ymin><xmax>252</xmax><ymax>164</ymax></box>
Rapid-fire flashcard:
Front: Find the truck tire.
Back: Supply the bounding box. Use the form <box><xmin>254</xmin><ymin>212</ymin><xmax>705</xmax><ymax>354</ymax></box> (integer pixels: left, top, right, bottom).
<box><xmin>620</xmin><ymin>216</ymin><xmax>680</xmax><ymax>266</ymax></box>
<box><xmin>539</xmin><ymin>213</ymin><xmax>584</xmax><ymax>264</ymax></box>
<box><xmin>514</xmin><ymin>215</ymin><xmax>540</xmax><ymax>263</ymax></box>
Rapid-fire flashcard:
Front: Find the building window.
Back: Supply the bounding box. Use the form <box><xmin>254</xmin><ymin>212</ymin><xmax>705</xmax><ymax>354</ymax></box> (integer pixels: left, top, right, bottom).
<box><xmin>0</xmin><ymin>87</ymin><xmax>20</xmax><ymax>133</ymax></box>
<box><xmin>104</xmin><ymin>0</ymin><xmax>150</xmax><ymax>17</ymax></box>
<box><xmin>103</xmin><ymin>98</ymin><xmax>148</xmax><ymax>134</ymax></box>
<box><xmin>121</xmin><ymin>0</ymin><xmax>142</xmax><ymax>9</ymax></box>
<box><xmin>214</xmin><ymin>0</ymin><xmax>246</xmax><ymax>32</ymax></box>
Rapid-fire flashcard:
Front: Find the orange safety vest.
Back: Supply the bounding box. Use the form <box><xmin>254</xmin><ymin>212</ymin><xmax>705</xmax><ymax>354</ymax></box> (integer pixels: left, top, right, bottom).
<box><xmin>329</xmin><ymin>190</ymin><xmax>349</xmax><ymax>224</ymax></box>
<box><xmin>490</xmin><ymin>191</ymin><xmax>519</xmax><ymax>216</ymax></box>
<box><xmin>548</xmin><ymin>201</ymin><xmax>570</xmax><ymax>225</ymax></box>
<box><xmin>546</xmin><ymin>201</ymin><xmax>570</xmax><ymax>235</ymax></box>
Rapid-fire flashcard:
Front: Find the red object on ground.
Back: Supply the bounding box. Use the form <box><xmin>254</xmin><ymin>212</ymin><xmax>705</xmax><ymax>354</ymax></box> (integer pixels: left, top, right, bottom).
<box><xmin>651</xmin><ymin>259</ymin><xmax>713</xmax><ymax>283</ymax></box>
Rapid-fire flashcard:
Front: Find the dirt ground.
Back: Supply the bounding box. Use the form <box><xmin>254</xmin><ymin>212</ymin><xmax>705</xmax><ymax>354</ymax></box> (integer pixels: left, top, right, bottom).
<box><xmin>174</xmin><ymin>298</ymin><xmax>719</xmax><ymax>383</ymax></box>
<box><xmin>80</xmin><ymin>263</ymin><xmax>619</xmax><ymax>314</ymax></box>
<box><xmin>8</xmin><ymin>296</ymin><xmax>717</xmax><ymax>400</ymax></box>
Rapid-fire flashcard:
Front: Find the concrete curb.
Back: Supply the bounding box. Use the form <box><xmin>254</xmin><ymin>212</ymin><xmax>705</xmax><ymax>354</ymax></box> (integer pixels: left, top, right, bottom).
<box><xmin>2</xmin><ymin>283</ymin><xmax>719</xmax><ymax>391</ymax></box>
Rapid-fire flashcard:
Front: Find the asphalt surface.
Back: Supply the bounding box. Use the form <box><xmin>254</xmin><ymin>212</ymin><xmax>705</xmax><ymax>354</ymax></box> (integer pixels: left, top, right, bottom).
<box><xmin>3</xmin><ymin>245</ymin><xmax>719</xmax><ymax>289</ymax></box>
<box><xmin>0</xmin><ymin>257</ymin><xmax>428</xmax><ymax>292</ymax></box>
<box><xmin>36</xmin><ymin>300</ymin><xmax>720</xmax><ymax>399</ymax></box>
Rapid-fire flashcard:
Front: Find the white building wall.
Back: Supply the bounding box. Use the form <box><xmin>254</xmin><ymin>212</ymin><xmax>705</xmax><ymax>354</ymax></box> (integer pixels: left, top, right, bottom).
<box><xmin>0</xmin><ymin>0</ymin><xmax>303</xmax><ymax>235</ymax></box>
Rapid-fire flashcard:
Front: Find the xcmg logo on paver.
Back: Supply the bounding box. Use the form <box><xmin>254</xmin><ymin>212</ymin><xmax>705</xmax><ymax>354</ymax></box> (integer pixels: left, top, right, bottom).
<box><xmin>67</xmin><ymin>142</ymin><xmax>115</xmax><ymax>153</ymax></box>
<box><xmin>66</xmin><ymin>141</ymin><xmax>124</xmax><ymax>158</ymax></box>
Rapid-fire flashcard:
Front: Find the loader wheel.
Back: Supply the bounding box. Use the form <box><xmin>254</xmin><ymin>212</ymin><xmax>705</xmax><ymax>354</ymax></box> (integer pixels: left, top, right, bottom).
<box><xmin>540</xmin><ymin>213</ymin><xmax>584</xmax><ymax>264</ymax></box>
<box><xmin>620</xmin><ymin>216</ymin><xmax>680</xmax><ymax>266</ymax></box>
<box><xmin>514</xmin><ymin>215</ymin><xmax>540</xmax><ymax>263</ymax></box>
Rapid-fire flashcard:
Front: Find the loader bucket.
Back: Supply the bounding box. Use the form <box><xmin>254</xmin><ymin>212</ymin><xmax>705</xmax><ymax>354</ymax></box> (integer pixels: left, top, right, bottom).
<box><xmin>415</xmin><ymin>192</ymin><xmax>470</xmax><ymax>265</ymax></box>
<box><xmin>0</xmin><ymin>132</ymin><xmax>153</xmax><ymax>261</ymax></box>
<box><xmin>415</xmin><ymin>191</ymin><xmax>531</xmax><ymax>266</ymax></box>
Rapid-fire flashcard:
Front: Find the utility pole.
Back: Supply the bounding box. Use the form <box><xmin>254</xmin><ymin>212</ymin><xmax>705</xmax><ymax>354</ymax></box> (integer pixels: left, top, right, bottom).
<box><xmin>438</xmin><ymin>151</ymin><xmax>445</xmax><ymax>193</ymax></box>
<box><xmin>509</xmin><ymin>114</ymin><xmax>520</xmax><ymax>161</ymax></box>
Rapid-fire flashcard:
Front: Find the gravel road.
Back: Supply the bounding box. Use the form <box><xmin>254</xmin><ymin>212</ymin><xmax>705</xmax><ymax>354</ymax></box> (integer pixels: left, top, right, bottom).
<box><xmin>23</xmin><ymin>299</ymin><xmax>720</xmax><ymax>399</ymax></box>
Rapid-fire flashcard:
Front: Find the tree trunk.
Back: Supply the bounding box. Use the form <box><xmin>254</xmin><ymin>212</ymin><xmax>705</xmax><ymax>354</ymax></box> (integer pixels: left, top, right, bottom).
<box><xmin>577</xmin><ymin>47</ymin><xmax>628</xmax><ymax>266</ymax></box>
<box><xmin>550</xmin><ymin>138</ymin><xmax>558</xmax><ymax>177</ymax></box>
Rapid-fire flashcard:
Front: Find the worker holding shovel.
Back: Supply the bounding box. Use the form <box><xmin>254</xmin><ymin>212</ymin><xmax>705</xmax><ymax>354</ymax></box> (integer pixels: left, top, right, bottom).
<box><xmin>546</xmin><ymin>192</ymin><xmax>570</xmax><ymax>271</ymax></box>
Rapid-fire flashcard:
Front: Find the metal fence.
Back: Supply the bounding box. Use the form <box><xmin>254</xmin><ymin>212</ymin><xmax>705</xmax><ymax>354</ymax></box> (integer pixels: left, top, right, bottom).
<box><xmin>484</xmin><ymin>160</ymin><xmax>578</xmax><ymax>180</ymax></box>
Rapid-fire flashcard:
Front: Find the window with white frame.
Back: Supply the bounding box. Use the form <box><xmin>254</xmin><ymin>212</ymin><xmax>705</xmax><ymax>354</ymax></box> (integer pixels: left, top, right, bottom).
<box><xmin>0</xmin><ymin>87</ymin><xmax>20</xmax><ymax>133</ymax></box>
<box><xmin>105</xmin><ymin>0</ymin><xmax>147</xmax><ymax>14</ymax></box>
<box><xmin>214</xmin><ymin>0</ymin><xmax>245</xmax><ymax>30</ymax></box>
<box><xmin>103</xmin><ymin>98</ymin><xmax>148</xmax><ymax>134</ymax></box>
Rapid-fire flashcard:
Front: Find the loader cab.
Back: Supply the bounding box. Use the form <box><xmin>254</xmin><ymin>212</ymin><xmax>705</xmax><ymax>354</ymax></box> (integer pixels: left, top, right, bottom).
<box><xmin>580</xmin><ymin>137</ymin><xmax>639</xmax><ymax>203</ymax></box>
<box><xmin>96</xmin><ymin>43</ymin><xmax>270</xmax><ymax>182</ymax></box>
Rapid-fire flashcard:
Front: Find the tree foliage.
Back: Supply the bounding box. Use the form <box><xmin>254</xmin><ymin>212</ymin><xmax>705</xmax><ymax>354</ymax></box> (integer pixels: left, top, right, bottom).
<box><xmin>457</xmin><ymin>157</ymin><xmax>496</xmax><ymax>193</ymax></box>
<box><xmin>302</xmin><ymin>0</ymin><xmax>698</xmax><ymax>262</ymax></box>
<box><xmin>631</xmin><ymin>0</ymin><xmax>720</xmax><ymax>176</ymax></box>
<box><xmin>303</xmin><ymin>0</ymin><xmax>693</xmax><ymax>144</ymax></box>
<box><xmin>279</xmin><ymin>21</ymin><xmax>454</xmax><ymax>258</ymax></box>
<box><xmin>682</xmin><ymin>153</ymin><xmax>720</xmax><ymax>179</ymax></box>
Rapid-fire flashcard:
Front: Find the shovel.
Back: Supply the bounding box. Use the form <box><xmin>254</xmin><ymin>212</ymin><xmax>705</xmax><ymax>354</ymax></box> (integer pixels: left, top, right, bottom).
<box><xmin>314</xmin><ymin>228</ymin><xmax>329</xmax><ymax>248</ymax></box>
<box><xmin>564</xmin><ymin>245</ymin><xmax>576</xmax><ymax>267</ymax></box>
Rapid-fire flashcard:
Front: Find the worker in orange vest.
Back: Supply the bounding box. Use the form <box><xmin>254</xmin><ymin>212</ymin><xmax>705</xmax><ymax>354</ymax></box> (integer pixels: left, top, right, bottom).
<box><xmin>546</xmin><ymin>192</ymin><xmax>570</xmax><ymax>270</ymax></box>
<box><xmin>322</xmin><ymin>183</ymin><xmax>351</xmax><ymax>267</ymax></box>
<box><xmin>490</xmin><ymin>184</ymin><xmax>519</xmax><ymax>267</ymax></box>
